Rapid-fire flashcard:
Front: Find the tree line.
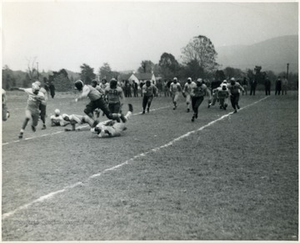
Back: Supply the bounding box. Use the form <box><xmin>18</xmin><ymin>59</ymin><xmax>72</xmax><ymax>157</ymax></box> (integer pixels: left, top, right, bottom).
<box><xmin>2</xmin><ymin>35</ymin><xmax>298</xmax><ymax>91</ymax></box>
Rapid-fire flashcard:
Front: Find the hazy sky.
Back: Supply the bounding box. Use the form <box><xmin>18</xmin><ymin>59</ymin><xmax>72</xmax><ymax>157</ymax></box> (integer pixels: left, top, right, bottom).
<box><xmin>2</xmin><ymin>1</ymin><xmax>298</xmax><ymax>73</ymax></box>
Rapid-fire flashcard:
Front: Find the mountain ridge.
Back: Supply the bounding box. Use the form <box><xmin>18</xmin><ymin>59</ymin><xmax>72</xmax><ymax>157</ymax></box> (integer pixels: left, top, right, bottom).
<box><xmin>216</xmin><ymin>35</ymin><xmax>298</xmax><ymax>73</ymax></box>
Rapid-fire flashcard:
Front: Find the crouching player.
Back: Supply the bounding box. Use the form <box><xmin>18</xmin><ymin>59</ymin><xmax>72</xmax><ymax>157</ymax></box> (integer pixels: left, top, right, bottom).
<box><xmin>91</xmin><ymin>104</ymin><xmax>133</xmax><ymax>138</ymax></box>
<box><xmin>62</xmin><ymin>113</ymin><xmax>96</xmax><ymax>131</ymax></box>
<box><xmin>50</xmin><ymin>109</ymin><xmax>69</xmax><ymax>126</ymax></box>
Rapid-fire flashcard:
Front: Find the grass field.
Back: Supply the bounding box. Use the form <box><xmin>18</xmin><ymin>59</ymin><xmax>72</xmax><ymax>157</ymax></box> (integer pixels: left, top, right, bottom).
<box><xmin>2</xmin><ymin>90</ymin><xmax>298</xmax><ymax>240</ymax></box>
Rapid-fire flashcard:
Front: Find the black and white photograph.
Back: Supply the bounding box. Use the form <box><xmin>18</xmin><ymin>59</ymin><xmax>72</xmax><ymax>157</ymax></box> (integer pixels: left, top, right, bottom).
<box><xmin>2</xmin><ymin>0</ymin><xmax>298</xmax><ymax>240</ymax></box>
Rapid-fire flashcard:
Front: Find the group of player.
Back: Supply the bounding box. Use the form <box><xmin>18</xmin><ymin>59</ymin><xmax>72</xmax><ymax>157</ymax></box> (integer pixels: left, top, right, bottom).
<box><xmin>160</xmin><ymin>76</ymin><xmax>244</xmax><ymax>122</ymax></box>
<box><xmin>4</xmin><ymin>75</ymin><xmax>244</xmax><ymax>139</ymax></box>
<box><xmin>8</xmin><ymin>78</ymin><xmax>133</xmax><ymax>139</ymax></box>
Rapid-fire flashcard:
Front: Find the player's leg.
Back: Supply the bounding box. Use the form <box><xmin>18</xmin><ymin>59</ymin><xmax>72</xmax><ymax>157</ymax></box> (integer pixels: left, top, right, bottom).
<box><xmin>186</xmin><ymin>94</ymin><xmax>191</xmax><ymax>112</ymax></box>
<box><xmin>31</xmin><ymin>111</ymin><xmax>40</xmax><ymax>132</ymax></box>
<box><xmin>147</xmin><ymin>96</ymin><xmax>153</xmax><ymax>112</ymax></box>
<box><xmin>40</xmin><ymin>104</ymin><xmax>47</xmax><ymax>129</ymax></box>
<box><xmin>142</xmin><ymin>96</ymin><xmax>147</xmax><ymax>114</ymax></box>
<box><xmin>19</xmin><ymin>110</ymin><xmax>32</xmax><ymax>138</ymax></box>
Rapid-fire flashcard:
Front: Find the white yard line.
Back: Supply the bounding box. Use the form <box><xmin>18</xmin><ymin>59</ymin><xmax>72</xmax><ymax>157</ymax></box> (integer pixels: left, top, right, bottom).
<box><xmin>2</xmin><ymin>106</ymin><xmax>171</xmax><ymax>146</ymax></box>
<box><xmin>2</xmin><ymin>97</ymin><xmax>268</xmax><ymax>220</ymax></box>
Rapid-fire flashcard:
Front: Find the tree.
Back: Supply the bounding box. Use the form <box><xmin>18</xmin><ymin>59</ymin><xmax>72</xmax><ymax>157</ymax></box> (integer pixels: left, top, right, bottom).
<box><xmin>2</xmin><ymin>66</ymin><xmax>17</xmax><ymax>90</ymax></box>
<box><xmin>99</xmin><ymin>63</ymin><xmax>119</xmax><ymax>81</ymax></box>
<box><xmin>138</xmin><ymin>60</ymin><xmax>154</xmax><ymax>73</ymax></box>
<box><xmin>158</xmin><ymin>53</ymin><xmax>180</xmax><ymax>79</ymax></box>
<box><xmin>223</xmin><ymin>67</ymin><xmax>245</xmax><ymax>80</ymax></box>
<box><xmin>26</xmin><ymin>57</ymin><xmax>39</xmax><ymax>81</ymax></box>
<box><xmin>49</xmin><ymin>69</ymin><xmax>72</xmax><ymax>91</ymax></box>
<box><xmin>181</xmin><ymin>35</ymin><xmax>218</xmax><ymax>76</ymax></box>
<box><xmin>184</xmin><ymin>59</ymin><xmax>205</xmax><ymax>80</ymax></box>
<box><xmin>80</xmin><ymin>63</ymin><xmax>96</xmax><ymax>84</ymax></box>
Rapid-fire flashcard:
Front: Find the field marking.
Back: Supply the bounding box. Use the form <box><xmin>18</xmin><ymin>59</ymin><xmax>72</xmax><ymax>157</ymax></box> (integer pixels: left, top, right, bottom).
<box><xmin>2</xmin><ymin>106</ymin><xmax>171</xmax><ymax>146</ymax></box>
<box><xmin>2</xmin><ymin>97</ymin><xmax>268</xmax><ymax>220</ymax></box>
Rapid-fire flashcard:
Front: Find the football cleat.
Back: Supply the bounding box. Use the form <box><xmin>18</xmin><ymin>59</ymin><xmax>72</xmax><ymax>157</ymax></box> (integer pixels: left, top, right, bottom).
<box><xmin>147</xmin><ymin>107</ymin><xmax>150</xmax><ymax>113</ymax></box>
<box><xmin>236</xmin><ymin>104</ymin><xmax>240</xmax><ymax>109</ymax></box>
<box><xmin>41</xmin><ymin>124</ymin><xmax>46</xmax><ymax>130</ymax></box>
<box><xmin>142</xmin><ymin>110</ymin><xmax>145</xmax><ymax>114</ymax></box>
<box><xmin>18</xmin><ymin>132</ymin><xmax>23</xmax><ymax>139</ymax></box>
<box><xmin>31</xmin><ymin>125</ymin><xmax>36</xmax><ymax>132</ymax></box>
<box><xmin>191</xmin><ymin>116</ymin><xmax>195</xmax><ymax>122</ymax></box>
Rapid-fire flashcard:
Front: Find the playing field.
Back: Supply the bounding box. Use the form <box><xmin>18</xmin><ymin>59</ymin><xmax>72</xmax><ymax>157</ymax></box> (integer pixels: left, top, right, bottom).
<box><xmin>2</xmin><ymin>91</ymin><xmax>298</xmax><ymax>240</ymax></box>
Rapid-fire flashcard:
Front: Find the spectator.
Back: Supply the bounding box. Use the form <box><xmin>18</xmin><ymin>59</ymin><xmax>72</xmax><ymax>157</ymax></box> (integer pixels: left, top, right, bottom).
<box><xmin>49</xmin><ymin>82</ymin><xmax>55</xmax><ymax>98</ymax></box>
<box><xmin>249</xmin><ymin>78</ymin><xmax>257</xmax><ymax>96</ymax></box>
<box><xmin>275</xmin><ymin>77</ymin><xmax>282</xmax><ymax>95</ymax></box>
<box><xmin>133</xmin><ymin>80</ymin><xmax>139</xmax><ymax>97</ymax></box>
<box><xmin>264</xmin><ymin>76</ymin><xmax>271</xmax><ymax>95</ymax></box>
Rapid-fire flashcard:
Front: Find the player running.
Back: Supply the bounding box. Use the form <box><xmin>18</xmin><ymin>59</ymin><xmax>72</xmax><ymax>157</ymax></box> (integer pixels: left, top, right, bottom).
<box><xmin>190</xmin><ymin>78</ymin><xmax>212</xmax><ymax>122</ymax></box>
<box><xmin>169</xmin><ymin>77</ymin><xmax>182</xmax><ymax>110</ymax></box>
<box><xmin>227</xmin><ymin>78</ymin><xmax>244</xmax><ymax>113</ymax></box>
<box><xmin>142</xmin><ymin>80</ymin><xmax>158</xmax><ymax>114</ymax></box>
<box><xmin>182</xmin><ymin>77</ymin><xmax>195</xmax><ymax>112</ymax></box>
<box><xmin>15</xmin><ymin>83</ymin><xmax>45</xmax><ymax>139</ymax></box>
<box><xmin>74</xmin><ymin>80</ymin><xmax>127</xmax><ymax>125</ymax></box>
<box><xmin>91</xmin><ymin>104</ymin><xmax>133</xmax><ymax>138</ymax></box>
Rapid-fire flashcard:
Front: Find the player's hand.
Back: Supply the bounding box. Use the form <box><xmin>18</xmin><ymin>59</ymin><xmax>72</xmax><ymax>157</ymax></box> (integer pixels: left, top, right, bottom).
<box><xmin>75</xmin><ymin>98</ymin><xmax>78</xmax><ymax>102</ymax></box>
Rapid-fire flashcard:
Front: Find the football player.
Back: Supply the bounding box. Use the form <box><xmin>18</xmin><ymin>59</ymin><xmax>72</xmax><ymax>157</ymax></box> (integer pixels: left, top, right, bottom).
<box><xmin>74</xmin><ymin>80</ymin><xmax>127</xmax><ymax>125</ymax></box>
<box><xmin>182</xmin><ymin>77</ymin><xmax>195</xmax><ymax>112</ymax></box>
<box><xmin>14</xmin><ymin>83</ymin><xmax>45</xmax><ymax>139</ymax></box>
<box><xmin>50</xmin><ymin>109</ymin><xmax>69</xmax><ymax>127</ymax></box>
<box><xmin>169</xmin><ymin>77</ymin><xmax>182</xmax><ymax>110</ymax></box>
<box><xmin>190</xmin><ymin>78</ymin><xmax>212</xmax><ymax>122</ymax></box>
<box><xmin>91</xmin><ymin>104</ymin><xmax>133</xmax><ymax>138</ymax></box>
<box><xmin>142</xmin><ymin>80</ymin><xmax>158</xmax><ymax>114</ymax></box>
<box><xmin>227</xmin><ymin>78</ymin><xmax>244</xmax><ymax>113</ymax></box>
<box><xmin>62</xmin><ymin>113</ymin><xmax>96</xmax><ymax>131</ymax></box>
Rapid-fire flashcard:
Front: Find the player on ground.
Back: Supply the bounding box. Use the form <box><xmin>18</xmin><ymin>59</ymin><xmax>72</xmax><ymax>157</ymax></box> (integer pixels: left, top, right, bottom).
<box><xmin>182</xmin><ymin>77</ymin><xmax>195</xmax><ymax>112</ymax></box>
<box><xmin>91</xmin><ymin>104</ymin><xmax>133</xmax><ymax>138</ymax></box>
<box><xmin>142</xmin><ymin>80</ymin><xmax>158</xmax><ymax>114</ymax></box>
<box><xmin>190</xmin><ymin>78</ymin><xmax>212</xmax><ymax>122</ymax></box>
<box><xmin>169</xmin><ymin>77</ymin><xmax>182</xmax><ymax>110</ymax></box>
<box><xmin>15</xmin><ymin>83</ymin><xmax>45</xmax><ymax>139</ymax></box>
<box><xmin>227</xmin><ymin>77</ymin><xmax>244</xmax><ymax>113</ymax></box>
<box><xmin>62</xmin><ymin>113</ymin><xmax>97</xmax><ymax>131</ymax></box>
<box><xmin>50</xmin><ymin>109</ymin><xmax>70</xmax><ymax>126</ymax></box>
<box><xmin>74</xmin><ymin>80</ymin><xmax>127</xmax><ymax>125</ymax></box>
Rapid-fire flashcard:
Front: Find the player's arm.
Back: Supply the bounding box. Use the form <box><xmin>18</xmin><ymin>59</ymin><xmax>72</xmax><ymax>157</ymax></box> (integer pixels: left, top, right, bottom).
<box><xmin>76</xmin><ymin>85</ymin><xmax>89</xmax><ymax>102</ymax></box>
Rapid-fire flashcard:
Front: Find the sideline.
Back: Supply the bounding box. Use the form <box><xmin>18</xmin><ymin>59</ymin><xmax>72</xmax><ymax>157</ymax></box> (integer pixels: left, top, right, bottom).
<box><xmin>2</xmin><ymin>97</ymin><xmax>269</xmax><ymax>219</ymax></box>
<box><xmin>2</xmin><ymin>105</ymin><xmax>171</xmax><ymax>146</ymax></box>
